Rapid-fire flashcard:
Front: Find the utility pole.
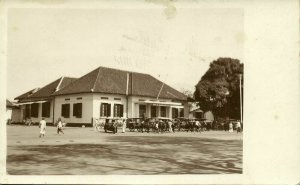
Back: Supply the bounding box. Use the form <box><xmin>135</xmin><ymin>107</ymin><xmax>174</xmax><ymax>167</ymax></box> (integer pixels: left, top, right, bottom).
<box><xmin>239</xmin><ymin>74</ymin><xmax>243</xmax><ymax>124</ymax></box>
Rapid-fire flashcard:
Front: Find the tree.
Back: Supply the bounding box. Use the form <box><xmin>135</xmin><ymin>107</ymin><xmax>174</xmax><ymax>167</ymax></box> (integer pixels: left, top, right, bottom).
<box><xmin>194</xmin><ymin>57</ymin><xmax>243</xmax><ymax>120</ymax></box>
<box><xmin>181</xmin><ymin>88</ymin><xmax>195</xmax><ymax>102</ymax></box>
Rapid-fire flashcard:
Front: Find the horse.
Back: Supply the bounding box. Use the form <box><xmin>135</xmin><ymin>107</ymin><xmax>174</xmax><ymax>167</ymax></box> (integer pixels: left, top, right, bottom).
<box><xmin>94</xmin><ymin>118</ymin><xmax>105</xmax><ymax>132</ymax></box>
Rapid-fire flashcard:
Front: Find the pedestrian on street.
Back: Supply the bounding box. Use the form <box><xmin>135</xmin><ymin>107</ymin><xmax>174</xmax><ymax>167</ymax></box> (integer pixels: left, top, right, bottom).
<box><xmin>155</xmin><ymin>121</ymin><xmax>159</xmax><ymax>133</ymax></box>
<box><xmin>229</xmin><ymin>122</ymin><xmax>233</xmax><ymax>132</ymax></box>
<box><xmin>171</xmin><ymin>119</ymin><xmax>176</xmax><ymax>133</ymax></box>
<box><xmin>57</xmin><ymin>118</ymin><xmax>64</xmax><ymax>134</ymax></box>
<box><xmin>195</xmin><ymin>120</ymin><xmax>200</xmax><ymax>132</ymax></box>
<box><xmin>168</xmin><ymin>119</ymin><xmax>173</xmax><ymax>133</ymax></box>
<box><xmin>122</xmin><ymin>119</ymin><xmax>126</xmax><ymax>133</ymax></box>
<box><xmin>39</xmin><ymin>118</ymin><xmax>47</xmax><ymax>138</ymax></box>
<box><xmin>236</xmin><ymin>121</ymin><xmax>241</xmax><ymax>133</ymax></box>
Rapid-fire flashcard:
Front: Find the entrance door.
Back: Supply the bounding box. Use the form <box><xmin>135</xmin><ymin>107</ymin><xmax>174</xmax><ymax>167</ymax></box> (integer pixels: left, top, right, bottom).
<box><xmin>25</xmin><ymin>104</ymin><xmax>31</xmax><ymax>119</ymax></box>
<box><xmin>139</xmin><ymin>104</ymin><xmax>146</xmax><ymax>118</ymax></box>
<box><xmin>151</xmin><ymin>106</ymin><xmax>157</xmax><ymax>117</ymax></box>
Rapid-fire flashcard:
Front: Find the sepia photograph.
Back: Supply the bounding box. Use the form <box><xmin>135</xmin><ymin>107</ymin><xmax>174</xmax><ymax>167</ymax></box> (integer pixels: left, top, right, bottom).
<box><xmin>5</xmin><ymin>2</ymin><xmax>243</xmax><ymax>175</ymax></box>
<box><xmin>0</xmin><ymin>0</ymin><xmax>299</xmax><ymax>184</ymax></box>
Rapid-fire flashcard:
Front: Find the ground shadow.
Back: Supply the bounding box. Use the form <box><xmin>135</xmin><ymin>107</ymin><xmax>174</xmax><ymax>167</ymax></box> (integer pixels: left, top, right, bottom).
<box><xmin>7</xmin><ymin>136</ymin><xmax>242</xmax><ymax>175</ymax></box>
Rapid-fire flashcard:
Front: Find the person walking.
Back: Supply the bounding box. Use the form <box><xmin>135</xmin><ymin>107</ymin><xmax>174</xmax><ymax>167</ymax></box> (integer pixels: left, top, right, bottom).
<box><xmin>57</xmin><ymin>118</ymin><xmax>64</xmax><ymax>134</ymax></box>
<box><xmin>122</xmin><ymin>119</ymin><xmax>127</xmax><ymax>133</ymax></box>
<box><xmin>39</xmin><ymin>118</ymin><xmax>47</xmax><ymax>138</ymax></box>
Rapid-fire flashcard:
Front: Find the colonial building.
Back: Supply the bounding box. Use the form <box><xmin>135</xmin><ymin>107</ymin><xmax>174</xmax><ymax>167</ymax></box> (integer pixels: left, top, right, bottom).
<box><xmin>15</xmin><ymin>66</ymin><xmax>188</xmax><ymax>125</ymax></box>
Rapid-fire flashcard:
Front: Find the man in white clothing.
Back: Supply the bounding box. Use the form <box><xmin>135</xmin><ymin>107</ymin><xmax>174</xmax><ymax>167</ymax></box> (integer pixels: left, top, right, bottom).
<box><xmin>39</xmin><ymin>118</ymin><xmax>47</xmax><ymax>138</ymax></box>
<box><xmin>122</xmin><ymin>119</ymin><xmax>127</xmax><ymax>133</ymax></box>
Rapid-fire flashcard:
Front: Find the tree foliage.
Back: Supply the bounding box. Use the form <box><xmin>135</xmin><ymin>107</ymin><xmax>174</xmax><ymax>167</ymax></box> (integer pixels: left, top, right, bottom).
<box><xmin>194</xmin><ymin>57</ymin><xmax>243</xmax><ymax>119</ymax></box>
<box><xmin>181</xmin><ymin>88</ymin><xmax>195</xmax><ymax>102</ymax></box>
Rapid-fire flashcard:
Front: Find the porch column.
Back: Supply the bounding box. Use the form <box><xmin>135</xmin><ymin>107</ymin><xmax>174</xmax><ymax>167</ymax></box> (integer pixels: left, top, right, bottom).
<box><xmin>168</xmin><ymin>107</ymin><xmax>172</xmax><ymax>119</ymax></box>
<box><xmin>146</xmin><ymin>104</ymin><xmax>151</xmax><ymax>118</ymax></box>
<box><xmin>111</xmin><ymin>103</ymin><xmax>114</xmax><ymax>118</ymax></box>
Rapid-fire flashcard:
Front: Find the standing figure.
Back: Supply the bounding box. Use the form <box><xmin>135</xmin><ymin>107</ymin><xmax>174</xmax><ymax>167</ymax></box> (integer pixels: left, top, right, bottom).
<box><xmin>168</xmin><ymin>120</ymin><xmax>173</xmax><ymax>133</ymax></box>
<box><xmin>122</xmin><ymin>119</ymin><xmax>127</xmax><ymax>133</ymax></box>
<box><xmin>39</xmin><ymin>118</ymin><xmax>47</xmax><ymax>138</ymax></box>
<box><xmin>229</xmin><ymin>122</ymin><xmax>233</xmax><ymax>132</ymax></box>
<box><xmin>57</xmin><ymin>118</ymin><xmax>64</xmax><ymax>134</ymax></box>
<box><xmin>171</xmin><ymin>120</ymin><xmax>176</xmax><ymax>133</ymax></box>
<box><xmin>155</xmin><ymin>121</ymin><xmax>159</xmax><ymax>133</ymax></box>
<box><xmin>195</xmin><ymin>120</ymin><xmax>200</xmax><ymax>132</ymax></box>
<box><xmin>236</xmin><ymin>121</ymin><xmax>241</xmax><ymax>133</ymax></box>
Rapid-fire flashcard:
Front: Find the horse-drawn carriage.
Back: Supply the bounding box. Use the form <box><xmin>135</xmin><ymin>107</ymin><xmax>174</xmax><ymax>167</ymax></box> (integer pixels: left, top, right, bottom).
<box><xmin>173</xmin><ymin>117</ymin><xmax>204</xmax><ymax>132</ymax></box>
<box><xmin>104</xmin><ymin>118</ymin><xmax>122</xmax><ymax>134</ymax></box>
<box><xmin>93</xmin><ymin>118</ymin><xmax>123</xmax><ymax>134</ymax></box>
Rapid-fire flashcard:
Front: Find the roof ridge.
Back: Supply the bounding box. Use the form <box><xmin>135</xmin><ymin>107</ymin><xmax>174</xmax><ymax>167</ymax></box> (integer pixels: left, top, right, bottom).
<box><xmin>28</xmin><ymin>87</ymin><xmax>40</xmax><ymax>97</ymax></box>
<box><xmin>63</xmin><ymin>76</ymin><xmax>77</xmax><ymax>79</ymax></box>
<box><xmin>98</xmin><ymin>66</ymin><xmax>149</xmax><ymax>76</ymax></box>
<box><xmin>52</xmin><ymin>76</ymin><xmax>78</xmax><ymax>95</ymax></box>
<box><xmin>55</xmin><ymin>76</ymin><xmax>64</xmax><ymax>92</ymax></box>
<box><xmin>91</xmin><ymin>67</ymin><xmax>101</xmax><ymax>92</ymax></box>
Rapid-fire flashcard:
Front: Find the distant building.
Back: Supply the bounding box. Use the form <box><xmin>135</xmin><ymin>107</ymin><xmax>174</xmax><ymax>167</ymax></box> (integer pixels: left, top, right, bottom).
<box><xmin>188</xmin><ymin>102</ymin><xmax>214</xmax><ymax>121</ymax></box>
<box><xmin>6</xmin><ymin>99</ymin><xmax>20</xmax><ymax>123</ymax></box>
<box><xmin>15</xmin><ymin>66</ymin><xmax>188</xmax><ymax>125</ymax></box>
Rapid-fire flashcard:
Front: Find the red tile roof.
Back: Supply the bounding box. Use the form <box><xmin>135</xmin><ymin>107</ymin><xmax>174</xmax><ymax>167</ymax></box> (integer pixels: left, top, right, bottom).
<box><xmin>54</xmin><ymin>67</ymin><xmax>187</xmax><ymax>101</ymax></box>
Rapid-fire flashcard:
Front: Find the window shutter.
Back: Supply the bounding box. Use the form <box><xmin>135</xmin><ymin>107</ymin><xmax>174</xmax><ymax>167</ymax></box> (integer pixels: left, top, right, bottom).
<box><xmin>66</xmin><ymin>104</ymin><xmax>70</xmax><ymax>118</ymax></box>
<box><xmin>78</xmin><ymin>103</ymin><xmax>82</xmax><ymax>118</ymax></box>
<box><xmin>61</xmin><ymin>104</ymin><xmax>65</xmax><ymax>117</ymax></box>
<box><xmin>31</xmin><ymin>103</ymin><xmax>39</xmax><ymax>118</ymax></box>
<box><xmin>120</xmin><ymin>105</ymin><xmax>123</xmax><ymax>117</ymax></box>
<box><xmin>100</xmin><ymin>103</ymin><xmax>103</xmax><ymax>117</ymax></box>
<box><xmin>73</xmin><ymin>103</ymin><xmax>77</xmax><ymax>117</ymax></box>
<box><xmin>42</xmin><ymin>102</ymin><xmax>50</xmax><ymax>118</ymax></box>
<box><xmin>113</xmin><ymin>104</ymin><xmax>116</xmax><ymax>117</ymax></box>
<box><xmin>108</xmin><ymin>104</ymin><xmax>111</xmax><ymax>117</ymax></box>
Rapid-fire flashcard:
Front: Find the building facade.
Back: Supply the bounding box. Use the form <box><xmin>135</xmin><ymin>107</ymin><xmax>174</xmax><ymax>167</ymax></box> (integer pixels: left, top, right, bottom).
<box><xmin>15</xmin><ymin>67</ymin><xmax>188</xmax><ymax>125</ymax></box>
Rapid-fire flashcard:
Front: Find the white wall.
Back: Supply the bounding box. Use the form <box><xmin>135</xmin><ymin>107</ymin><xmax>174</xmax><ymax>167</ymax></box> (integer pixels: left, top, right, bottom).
<box><xmin>92</xmin><ymin>93</ymin><xmax>127</xmax><ymax>119</ymax></box>
<box><xmin>128</xmin><ymin>96</ymin><xmax>182</xmax><ymax>119</ymax></box>
<box><xmin>19</xmin><ymin>101</ymin><xmax>54</xmax><ymax>124</ymax></box>
<box><xmin>54</xmin><ymin>93</ymin><xmax>93</xmax><ymax>124</ymax></box>
<box><xmin>204</xmin><ymin>111</ymin><xmax>214</xmax><ymax>121</ymax></box>
<box><xmin>6</xmin><ymin>108</ymin><xmax>12</xmax><ymax>121</ymax></box>
<box><xmin>11</xmin><ymin>108</ymin><xmax>21</xmax><ymax>122</ymax></box>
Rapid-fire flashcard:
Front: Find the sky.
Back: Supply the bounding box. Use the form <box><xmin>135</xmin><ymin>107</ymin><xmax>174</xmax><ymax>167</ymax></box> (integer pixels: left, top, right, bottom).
<box><xmin>7</xmin><ymin>7</ymin><xmax>243</xmax><ymax>101</ymax></box>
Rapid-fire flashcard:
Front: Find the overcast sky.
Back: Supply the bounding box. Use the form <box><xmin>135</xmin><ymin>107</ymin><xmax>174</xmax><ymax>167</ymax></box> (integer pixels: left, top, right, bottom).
<box><xmin>7</xmin><ymin>7</ymin><xmax>243</xmax><ymax>100</ymax></box>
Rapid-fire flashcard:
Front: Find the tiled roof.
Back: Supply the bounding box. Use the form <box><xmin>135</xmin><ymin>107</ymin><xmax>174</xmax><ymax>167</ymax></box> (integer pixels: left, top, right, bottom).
<box><xmin>15</xmin><ymin>77</ymin><xmax>77</xmax><ymax>102</ymax></box>
<box><xmin>6</xmin><ymin>99</ymin><xmax>14</xmax><ymax>107</ymax></box>
<box><xmin>54</xmin><ymin>67</ymin><xmax>187</xmax><ymax>101</ymax></box>
<box><xmin>14</xmin><ymin>88</ymin><xmax>40</xmax><ymax>100</ymax></box>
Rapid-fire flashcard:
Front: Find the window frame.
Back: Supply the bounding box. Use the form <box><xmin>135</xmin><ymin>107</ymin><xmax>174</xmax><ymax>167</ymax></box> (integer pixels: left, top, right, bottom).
<box><xmin>139</xmin><ymin>104</ymin><xmax>146</xmax><ymax>118</ymax></box>
<box><xmin>172</xmin><ymin>108</ymin><xmax>179</xmax><ymax>118</ymax></box>
<box><xmin>73</xmin><ymin>103</ymin><xmax>82</xmax><ymax>118</ymax></box>
<box><xmin>30</xmin><ymin>103</ymin><xmax>39</xmax><ymax>118</ymax></box>
<box><xmin>151</xmin><ymin>106</ymin><xmax>157</xmax><ymax>117</ymax></box>
<box><xmin>100</xmin><ymin>103</ymin><xmax>111</xmax><ymax>117</ymax></box>
<box><xmin>61</xmin><ymin>103</ymin><xmax>70</xmax><ymax>118</ymax></box>
<box><xmin>160</xmin><ymin>106</ymin><xmax>167</xmax><ymax>117</ymax></box>
<box><xmin>113</xmin><ymin>104</ymin><xmax>123</xmax><ymax>117</ymax></box>
<box><xmin>42</xmin><ymin>102</ymin><xmax>51</xmax><ymax>118</ymax></box>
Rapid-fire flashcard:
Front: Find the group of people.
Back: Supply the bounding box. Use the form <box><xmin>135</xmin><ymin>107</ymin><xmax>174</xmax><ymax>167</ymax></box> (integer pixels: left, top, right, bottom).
<box><xmin>93</xmin><ymin>117</ymin><xmax>243</xmax><ymax>134</ymax></box>
<box><xmin>38</xmin><ymin>117</ymin><xmax>64</xmax><ymax>138</ymax></box>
